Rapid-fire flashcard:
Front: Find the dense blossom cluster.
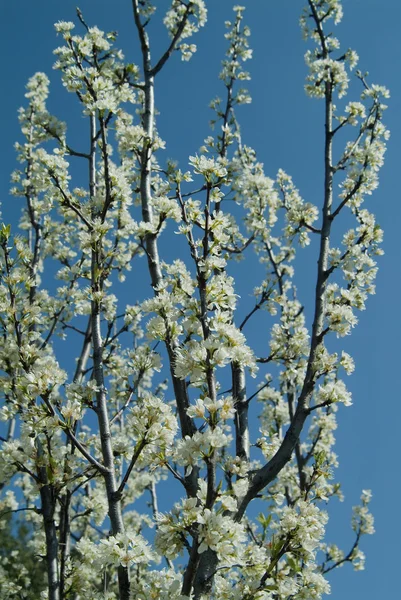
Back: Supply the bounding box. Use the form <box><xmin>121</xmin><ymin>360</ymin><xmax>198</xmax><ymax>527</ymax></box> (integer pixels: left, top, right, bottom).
<box><xmin>0</xmin><ymin>1</ymin><xmax>385</xmax><ymax>599</ymax></box>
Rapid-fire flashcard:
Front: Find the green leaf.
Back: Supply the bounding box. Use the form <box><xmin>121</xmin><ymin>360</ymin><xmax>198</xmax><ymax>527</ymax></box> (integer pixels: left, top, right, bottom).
<box><xmin>0</xmin><ymin>223</ymin><xmax>11</xmax><ymax>243</ymax></box>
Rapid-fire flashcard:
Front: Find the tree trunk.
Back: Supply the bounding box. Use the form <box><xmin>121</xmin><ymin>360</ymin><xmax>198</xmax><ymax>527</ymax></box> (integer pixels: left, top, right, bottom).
<box><xmin>37</xmin><ymin>438</ymin><xmax>60</xmax><ymax>600</ymax></box>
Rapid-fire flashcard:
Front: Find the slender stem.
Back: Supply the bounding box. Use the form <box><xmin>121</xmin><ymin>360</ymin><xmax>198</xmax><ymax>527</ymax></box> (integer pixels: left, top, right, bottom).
<box><xmin>51</xmin><ymin>175</ymin><xmax>92</xmax><ymax>230</ymax></box>
<box><xmin>99</xmin><ymin>114</ymin><xmax>113</xmax><ymax>221</ymax></box>
<box><xmin>115</xmin><ymin>438</ymin><xmax>147</xmax><ymax>498</ymax></box>
<box><xmin>60</xmin><ymin>314</ymin><xmax>92</xmax><ymax>599</ymax></box>
<box><xmin>235</xmin><ymin>5</ymin><xmax>334</xmax><ymax>521</ymax></box>
<box><xmin>151</xmin><ymin>3</ymin><xmax>193</xmax><ymax>76</ymax></box>
<box><xmin>88</xmin><ymin>112</ymin><xmax>130</xmax><ymax>598</ymax></box>
<box><xmin>148</xmin><ymin>481</ymin><xmax>173</xmax><ymax>569</ymax></box>
<box><xmin>132</xmin><ymin>0</ymin><xmax>198</xmax><ymax>499</ymax></box>
<box><xmin>288</xmin><ymin>389</ymin><xmax>306</xmax><ymax>491</ymax></box>
<box><xmin>233</xmin><ymin>362</ymin><xmax>249</xmax><ymax>462</ymax></box>
<box><xmin>40</xmin><ymin>392</ymin><xmax>107</xmax><ymax>474</ymax></box>
<box><xmin>322</xmin><ymin>530</ymin><xmax>361</xmax><ymax>574</ymax></box>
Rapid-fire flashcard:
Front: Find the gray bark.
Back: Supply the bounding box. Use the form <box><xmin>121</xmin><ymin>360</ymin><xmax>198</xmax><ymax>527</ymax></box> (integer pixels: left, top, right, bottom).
<box><xmin>233</xmin><ymin>363</ymin><xmax>249</xmax><ymax>462</ymax></box>
<box><xmin>89</xmin><ymin>113</ymin><xmax>130</xmax><ymax>599</ymax></box>
<box><xmin>37</xmin><ymin>438</ymin><xmax>60</xmax><ymax>600</ymax></box>
<box><xmin>193</xmin><ymin>549</ymin><xmax>219</xmax><ymax>600</ymax></box>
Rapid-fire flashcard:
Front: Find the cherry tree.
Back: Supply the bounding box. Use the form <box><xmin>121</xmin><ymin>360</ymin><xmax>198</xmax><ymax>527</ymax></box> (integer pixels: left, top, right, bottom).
<box><xmin>0</xmin><ymin>1</ymin><xmax>387</xmax><ymax>599</ymax></box>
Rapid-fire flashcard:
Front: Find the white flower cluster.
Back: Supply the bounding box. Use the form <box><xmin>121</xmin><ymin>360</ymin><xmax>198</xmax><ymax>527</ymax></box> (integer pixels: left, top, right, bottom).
<box><xmin>218</xmin><ymin>5</ymin><xmax>253</xmax><ymax>106</ymax></box>
<box><xmin>130</xmin><ymin>569</ymin><xmax>185</xmax><ymax>600</ymax></box>
<box><xmin>278</xmin><ymin>169</ymin><xmax>319</xmax><ymax>247</ymax></box>
<box><xmin>300</xmin><ymin>0</ymin><xmax>343</xmax><ymax>41</ymax></box>
<box><xmin>315</xmin><ymin>379</ymin><xmax>352</xmax><ymax>407</ymax></box>
<box><xmin>174</xmin><ymin>426</ymin><xmax>232</xmax><ymax>473</ymax></box>
<box><xmin>197</xmin><ymin>507</ymin><xmax>246</xmax><ymax>560</ymax></box>
<box><xmin>156</xmin><ymin>487</ymin><xmax>245</xmax><ymax>563</ymax></box>
<box><xmin>189</xmin><ymin>155</ymin><xmax>227</xmax><ymax>183</ymax></box>
<box><xmin>305</xmin><ymin>52</ymin><xmax>350</xmax><ymax>99</ymax></box>
<box><xmin>164</xmin><ymin>0</ymin><xmax>207</xmax><ymax>61</ymax></box>
<box><xmin>352</xmin><ymin>489</ymin><xmax>375</xmax><ymax>535</ymax></box>
<box><xmin>54</xmin><ymin>24</ymin><xmax>137</xmax><ymax>114</ymax></box>
<box><xmin>339</xmin><ymin>113</ymin><xmax>389</xmax><ymax>209</ymax></box>
<box><xmin>187</xmin><ymin>395</ymin><xmax>235</xmax><ymax>423</ymax></box>
<box><xmin>302</xmin><ymin>2</ymin><xmax>361</xmax><ymax>100</ymax></box>
<box><xmin>234</xmin><ymin>154</ymin><xmax>279</xmax><ymax>233</ymax></box>
<box><xmin>126</xmin><ymin>394</ymin><xmax>178</xmax><ymax>464</ymax></box>
<box><xmin>76</xmin><ymin>530</ymin><xmax>154</xmax><ymax>569</ymax></box>
<box><xmin>274</xmin><ymin>500</ymin><xmax>328</xmax><ymax>558</ymax></box>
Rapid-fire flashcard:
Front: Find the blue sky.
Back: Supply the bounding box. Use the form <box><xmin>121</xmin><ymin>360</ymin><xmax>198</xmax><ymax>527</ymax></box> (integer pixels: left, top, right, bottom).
<box><xmin>1</xmin><ymin>1</ymin><xmax>401</xmax><ymax>598</ymax></box>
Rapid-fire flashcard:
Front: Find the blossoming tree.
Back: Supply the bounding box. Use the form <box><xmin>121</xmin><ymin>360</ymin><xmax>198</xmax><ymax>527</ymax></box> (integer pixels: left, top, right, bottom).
<box><xmin>0</xmin><ymin>0</ymin><xmax>387</xmax><ymax>599</ymax></box>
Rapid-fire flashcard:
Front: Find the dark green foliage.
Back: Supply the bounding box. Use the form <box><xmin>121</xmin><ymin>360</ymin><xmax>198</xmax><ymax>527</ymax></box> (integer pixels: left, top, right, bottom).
<box><xmin>0</xmin><ymin>514</ymin><xmax>46</xmax><ymax>599</ymax></box>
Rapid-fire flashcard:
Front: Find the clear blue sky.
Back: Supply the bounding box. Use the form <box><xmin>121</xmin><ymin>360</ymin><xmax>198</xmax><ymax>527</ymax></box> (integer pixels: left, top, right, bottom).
<box><xmin>1</xmin><ymin>1</ymin><xmax>400</xmax><ymax>598</ymax></box>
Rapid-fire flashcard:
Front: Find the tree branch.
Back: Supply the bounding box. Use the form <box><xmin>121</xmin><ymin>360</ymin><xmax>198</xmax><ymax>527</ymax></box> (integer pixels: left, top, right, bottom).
<box><xmin>151</xmin><ymin>3</ymin><xmax>193</xmax><ymax>77</ymax></box>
